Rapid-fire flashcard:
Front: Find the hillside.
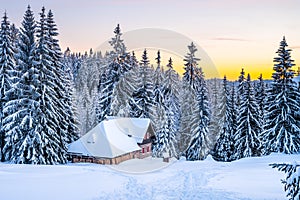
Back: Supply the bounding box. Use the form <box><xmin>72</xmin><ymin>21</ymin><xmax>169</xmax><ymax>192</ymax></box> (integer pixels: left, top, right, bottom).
<box><xmin>1</xmin><ymin>154</ymin><xmax>299</xmax><ymax>200</ymax></box>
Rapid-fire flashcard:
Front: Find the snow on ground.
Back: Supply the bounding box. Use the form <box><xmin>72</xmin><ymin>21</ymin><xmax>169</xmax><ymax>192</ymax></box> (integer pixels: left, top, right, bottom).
<box><xmin>0</xmin><ymin>153</ymin><xmax>299</xmax><ymax>200</ymax></box>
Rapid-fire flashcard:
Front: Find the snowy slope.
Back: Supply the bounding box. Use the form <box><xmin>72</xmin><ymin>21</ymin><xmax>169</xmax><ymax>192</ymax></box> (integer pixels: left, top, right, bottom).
<box><xmin>0</xmin><ymin>154</ymin><xmax>299</xmax><ymax>200</ymax></box>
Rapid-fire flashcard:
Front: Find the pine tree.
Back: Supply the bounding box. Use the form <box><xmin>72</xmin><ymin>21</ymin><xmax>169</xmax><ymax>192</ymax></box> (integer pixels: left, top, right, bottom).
<box><xmin>110</xmin><ymin>65</ymin><xmax>140</xmax><ymax>117</ymax></box>
<box><xmin>108</xmin><ymin>24</ymin><xmax>126</xmax><ymax>58</ymax></box>
<box><xmin>262</xmin><ymin>37</ymin><xmax>300</xmax><ymax>154</ymax></box>
<box><xmin>0</xmin><ymin>12</ymin><xmax>16</xmax><ymax>161</ymax></box>
<box><xmin>178</xmin><ymin>83</ymin><xmax>198</xmax><ymax>156</ymax></box>
<box><xmin>1</xmin><ymin>6</ymin><xmax>37</xmax><ymax>163</ymax></box>
<box><xmin>62</xmin><ymin>49</ymin><xmax>80</xmax><ymax>143</ymax></box>
<box><xmin>181</xmin><ymin>43</ymin><xmax>211</xmax><ymax>160</ymax></box>
<box><xmin>25</xmin><ymin>7</ymin><xmax>66</xmax><ymax>164</ymax></box>
<box><xmin>255</xmin><ymin>74</ymin><xmax>267</xmax><ymax>145</ymax></box>
<box><xmin>229</xmin><ymin>84</ymin><xmax>238</xmax><ymax>158</ymax></box>
<box><xmin>234</xmin><ymin>74</ymin><xmax>262</xmax><ymax>159</ymax></box>
<box><xmin>185</xmin><ymin>67</ymin><xmax>211</xmax><ymax>160</ymax></box>
<box><xmin>129</xmin><ymin>50</ymin><xmax>155</xmax><ymax>119</ymax></box>
<box><xmin>47</xmin><ymin>9</ymin><xmax>79</xmax><ymax>144</ymax></box>
<box><xmin>183</xmin><ymin>42</ymin><xmax>200</xmax><ymax>88</ymax></box>
<box><xmin>270</xmin><ymin>162</ymin><xmax>300</xmax><ymax>200</ymax></box>
<box><xmin>236</xmin><ymin>68</ymin><xmax>246</xmax><ymax>110</ymax></box>
<box><xmin>164</xmin><ymin>57</ymin><xmax>181</xmax><ymax>141</ymax></box>
<box><xmin>153</xmin><ymin>51</ymin><xmax>165</xmax><ymax>106</ymax></box>
<box><xmin>152</xmin><ymin>56</ymin><xmax>180</xmax><ymax>158</ymax></box>
<box><xmin>209</xmin><ymin>78</ymin><xmax>222</xmax><ymax>148</ymax></box>
<box><xmin>97</xmin><ymin>24</ymin><xmax>129</xmax><ymax>122</ymax></box>
<box><xmin>213</xmin><ymin>76</ymin><xmax>235</xmax><ymax>162</ymax></box>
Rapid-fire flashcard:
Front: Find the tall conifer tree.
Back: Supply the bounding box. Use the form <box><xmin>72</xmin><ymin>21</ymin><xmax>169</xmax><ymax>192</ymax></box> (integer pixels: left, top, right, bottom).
<box><xmin>262</xmin><ymin>37</ymin><xmax>300</xmax><ymax>154</ymax></box>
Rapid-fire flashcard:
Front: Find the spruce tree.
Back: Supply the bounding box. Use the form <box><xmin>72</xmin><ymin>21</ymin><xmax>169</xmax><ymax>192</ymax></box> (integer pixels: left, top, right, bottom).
<box><xmin>97</xmin><ymin>24</ymin><xmax>129</xmax><ymax>122</ymax></box>
<box><xmin>270</xmin><ymin>162</ymin><xmax>300</xmax><ymax>200</ymax></box>
<box><xmin>129</xmin><ymin>49</ymin><xmax>155</xmax><ymax>119</ymax></box>
<box><xmin>153</xmin><ymin>50</ymin><xmax>165</xmax><ymax>106</ymax></box>
<box><xmin>152</xmin><ymin>56</ymin><xmax>180</xmax><ymax>158</ymax></box>
<box><xmin>213</xmin><ymin>76</ymin><xmax>235</xmax><ymax>161</ymax></box>
<box><xmin>178</xmin><ymin>83</ymin><xmax>198</xmax><ymax>156</ymax></box>
<box><xmin>108</xmin><ymin>24</ymin><xmax>126</xmax><ymax>58</ymax></box>
<box><xmin>181</xmin><ymin>43</ymin><xmax>211</xmax><ymax>160</ymax></box>
<box><xmin>0</xmin><ymin>12</ymin><xmax>16</xmax><ymax>161</ymax></box>
<box><xmin>234</xmin><ymin>74</ymin><xmax>262</xmax><ymax>159</ymax></box>
<box><xmin>110</xmin><ymin>65</ymin><xmax>140</xmax><ymax>117</ymax></box>
<box><xmin>236</xmin><ymin>68</ymin><xmax>246</xmax><ymax>110</ymax></box>
<box><xmin>263</xmin><ymin>37</ymin><xmax>300</xmax><ymax>154</ymax></box>
<box><xmin>182</xmin><ymin>42</ymin><xmax>200</xmax><ymax>88</ymax></box>
<box><xmin>255</xmin><ymin>74</ymin><xmax>266</xmax><ymax>126</ymax></box>
<box><xmin>209</xmin><ymin>78</ymin><xmax>222</xmax><ymax>148</ymax></box>
<box><xmin>47</xmin><ymin>9</ymin><xmax>79</xmax><ymax>144</ymax></box>
<box><xmin>30</xmin><ymin>7</ymin><xmax>66</xmax><ymax>164</ymax></box>
<box><xmin>2</xmin><ymin>6</ymin><xmax>38</xmax><ymax>163</ymax></box>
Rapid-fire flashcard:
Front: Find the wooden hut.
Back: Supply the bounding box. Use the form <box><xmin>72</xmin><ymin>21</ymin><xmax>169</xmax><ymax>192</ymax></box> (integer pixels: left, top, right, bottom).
<box><xmin>67</xmin><ymin>117</ymin><xmax>155</xmax><ymax>165</ymax></box>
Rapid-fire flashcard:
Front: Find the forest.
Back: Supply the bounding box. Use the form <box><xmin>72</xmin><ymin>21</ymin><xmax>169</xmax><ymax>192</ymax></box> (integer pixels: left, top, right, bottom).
<box><xmin>0</xmin><ymin>6</ymin><xmax>299</xmax><ymax>168</ymax></box>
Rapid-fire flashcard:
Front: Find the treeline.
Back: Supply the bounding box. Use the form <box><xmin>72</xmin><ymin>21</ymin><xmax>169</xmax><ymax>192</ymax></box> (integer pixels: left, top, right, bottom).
<box><xmin>0</xmin><ymin>6</ymin><xmax>299</xmax><ymax>165</ymax></box>
<box><xmin>67</xmin><ymin>23</ymin><xmax>300</xmax><ymax>161</ymax></box>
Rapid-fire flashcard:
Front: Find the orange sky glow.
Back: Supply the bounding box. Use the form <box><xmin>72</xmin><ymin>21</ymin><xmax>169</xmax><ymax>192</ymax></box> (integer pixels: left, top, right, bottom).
<box><xmin>1</xmin><ymin>0</ymin><xmax>299</xmax><ymax>80</ymax></box>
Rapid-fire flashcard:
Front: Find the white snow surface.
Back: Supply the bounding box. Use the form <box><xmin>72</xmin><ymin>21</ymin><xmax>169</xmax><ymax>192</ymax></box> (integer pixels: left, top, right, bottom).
<box><xmin>1</xmin><ymin>153</ymin><xmax>299</xmax><ymax>200</ymax></box>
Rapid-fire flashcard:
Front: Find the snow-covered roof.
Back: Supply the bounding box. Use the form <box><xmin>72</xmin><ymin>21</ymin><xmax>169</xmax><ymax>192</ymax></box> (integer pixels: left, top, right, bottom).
<box><xmin>68</xmin><ymin>118</ymin><xmax>152</xmax><ymax>158</ymax></box>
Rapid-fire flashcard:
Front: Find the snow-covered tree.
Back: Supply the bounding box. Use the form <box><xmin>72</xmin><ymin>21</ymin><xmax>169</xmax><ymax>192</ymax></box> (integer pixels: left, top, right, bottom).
<box><xmin>97</xmin><ymin>24</ymin><xmax>130</xmax><ymax>122</ymax></box>
<box><xmin>14</xmin><ymin>7</ymin><xmax>67</xmax><ymax>164</ymax></box>
<box><xmin>2</xmin><ymin>6</ymin><xmax>36</xmax><ymax>163</ymax></box>
<box><xmin>230</xmin><ymin>83</ymin><xmax>238</xmax><ymax>140</ymax></box>
<box><xmin>163</xmin><ymin>57</ymin><xmax>181</xmax><ymax>138</ymax></box>
<box><xmin>46</xmin><ymin>9</ymin><xmax>79</xmax><ymax>144</ymax></box>
<box><xmin>182</xmin><ymin>42</ymin><xmax>200</xmax><ymax>88</ymax></box>
<box><xmin>9</xmin><ymin>23</ymin><xmax>19</xmax><ymax>53</ymax></box>
<box><xmin>0</xmin><ymin>12</ymin><xmax>16</xmax><ymax>161</ymax></box>
<box><xmin>270</xmin><ymin>162</ymin><xmax>300</xmax><ymax>200</ymax></box>
<box><xmin>129</xmin><ymin>49</ymin><xmax>155</xmax><ymax>119</ymax></box>
<box><xmin>76</xmin><ymin>51</ymin><xmax>102</xmax><ymax>133</ymax></box>
<box><xmin>213</xmin><ymin>76</ymin><xmax>235</xmax><ymax>162</ymax></box>
<box><xmin>110</xmin><ymin>65</ymin><xmax>140</xmax><ymax>117</ymax></box>
<box><xmin>255</xmin><ymin>74</ymin><xmax>266</xmax><ymax>135</ymax></box>
<box><xmin>262</xmin><ymin>37</ymin><xmax>300</xmax><ymax>154</ymax></box>
<box><xmin>153</xmin><ymin>51</ymin><xmax>165</xmax><ymax>106</ymax></box>
<box><xmin>108</xmin><ymin>24</ymin><xmax>126</xmax><ymax>58</ymax></box>
<box><xmin>152</xmin><ymin>56</ymin><xmax>180</xmax><ymax>158</ymax></box>
<box><xmin>61</xmin><ymin>49</ymin><xmax>80</xmax><ymax>143</ymax></box>
<box><xmin>234</xmin><ymin>74</ymin><xmax>262</xmax><ymax>159</ymax></box>
<box><xmin>208</xmin><ymin>78</ymin><xmax>222</xmax><ymax>147</ymax></box>
<box><xmin>181</xmin><ymin>43</ymin><xmax>211</xmax><ymax>160</ymax></box>
<box><xmin>178</xmin><ymin>83</ymin><xmax>198</xmax><ymax>156</ymax></box>
<box><xmin>236</xmin><ymin>68</ymin><xmax>246</xmax><ymax>110</ymax></box>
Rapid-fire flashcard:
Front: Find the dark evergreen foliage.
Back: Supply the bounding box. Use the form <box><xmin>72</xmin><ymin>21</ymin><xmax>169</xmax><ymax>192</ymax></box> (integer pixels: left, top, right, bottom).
<box><xmin>270</xmin><ymin>162</ymin><xmax>300</xmax><ymax>200</ymax></box>
<box><xmin>213</xmin><ymin>76</ymin><xmax>235</xmax><ymax>161</ymax></box>
<box><xmin>0</xmin><ymin>12</ymin><xmax>16</xmax><ymax>161</ymax></box>
<box><xmin>262</xmin><ymin>37</ymin><xmax>300</xmax><ymax>154</ymax></box>
<box><xmin>234</xmin><ymin>74</ymin><xmax>262</xmax><ymax>159</ymax></box>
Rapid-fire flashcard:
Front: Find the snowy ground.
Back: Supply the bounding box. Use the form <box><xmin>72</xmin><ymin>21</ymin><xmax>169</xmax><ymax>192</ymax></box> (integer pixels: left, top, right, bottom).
<box><xmin>0</xmin><ymin>154</ymin><xmax>299</xmax><ymax>200</ymax></box>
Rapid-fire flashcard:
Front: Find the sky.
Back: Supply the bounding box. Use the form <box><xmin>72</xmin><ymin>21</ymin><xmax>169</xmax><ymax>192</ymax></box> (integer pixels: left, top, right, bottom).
<box><xmin>1</xmin><ymin>0</ymin><xmax>300</xmax><ymax>80</ymax></box>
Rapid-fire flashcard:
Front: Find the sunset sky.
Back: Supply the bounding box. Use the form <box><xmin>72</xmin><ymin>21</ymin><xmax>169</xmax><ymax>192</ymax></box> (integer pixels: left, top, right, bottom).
<box><xmin>2</xmin><ymin>0</ymin><xmax>300</xmax><ymax>80</ymax></box>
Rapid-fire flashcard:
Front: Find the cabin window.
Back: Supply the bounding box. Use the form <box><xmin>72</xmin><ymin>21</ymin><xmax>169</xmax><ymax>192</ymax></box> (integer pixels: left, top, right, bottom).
<box><xmin>142</xmin><ymin>148</ymin><xmax>145</xmax><ymax>153</ymax></box>
<box><xmin>147</xmin><ymin>146</ymin><xmax>150</xmax><ymax>152</ymax></box>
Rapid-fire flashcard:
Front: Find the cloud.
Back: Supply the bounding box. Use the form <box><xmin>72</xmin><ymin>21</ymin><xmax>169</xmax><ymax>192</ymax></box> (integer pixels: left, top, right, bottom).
<box><xmin>211</xmin><ymin>37</ymin><xmax>249</xmax><ymax>42</ymax></box>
